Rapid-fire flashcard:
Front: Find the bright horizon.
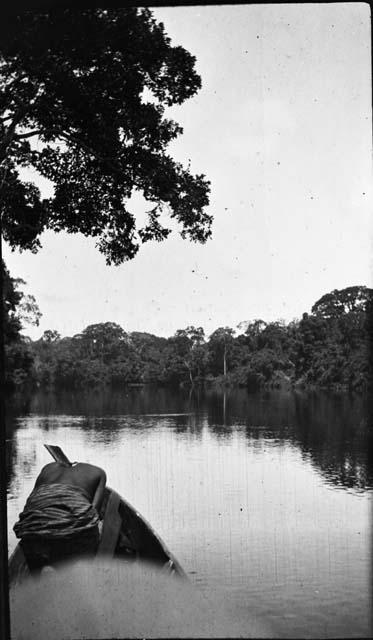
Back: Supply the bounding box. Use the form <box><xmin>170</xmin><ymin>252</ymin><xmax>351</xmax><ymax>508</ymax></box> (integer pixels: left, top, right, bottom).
<box><xmin>2</xmin><ymin>3</ymin><xmax>372</xmax><ymax>341</ymax></box>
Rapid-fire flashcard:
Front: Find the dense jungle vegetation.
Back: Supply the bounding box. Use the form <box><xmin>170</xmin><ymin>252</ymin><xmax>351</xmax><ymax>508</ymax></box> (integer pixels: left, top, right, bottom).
<box><xmin>3</xmin><ymin>260</ymin><xmax>372</xmax><ymax>393</ymax></box>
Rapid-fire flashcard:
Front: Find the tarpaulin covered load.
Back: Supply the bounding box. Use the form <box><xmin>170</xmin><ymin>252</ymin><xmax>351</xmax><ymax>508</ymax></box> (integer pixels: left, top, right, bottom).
<box><xmin>14</xmin><ymin>483</ymin><xmax>99</xmax><ymax>539</ymax></box>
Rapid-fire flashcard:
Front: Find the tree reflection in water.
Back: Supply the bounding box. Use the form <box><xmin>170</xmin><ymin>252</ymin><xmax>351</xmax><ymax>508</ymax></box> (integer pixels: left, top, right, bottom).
<box><xmin>205</xmin><ymin>388</ymin><xmax>372</xmax><ymax>492</ymax></box>
<box><xmin>5</xmin><ymin>386</ymin><xmax>372</xmax><ymax>493</ymax></box>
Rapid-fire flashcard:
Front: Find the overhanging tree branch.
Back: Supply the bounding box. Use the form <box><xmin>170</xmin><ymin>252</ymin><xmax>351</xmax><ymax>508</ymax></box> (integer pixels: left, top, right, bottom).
<box><xmin>0</xmin><ymin>8</ymin><xmax>211</xmax><ymax>264</ymax></box>
<box><xmin>14</xmin><ymin>130</ymin><xmax>42</xmax><ymax>140</ymax></box>
<box><xmin>0</xmin><ymin>87</ymin><xmax>41</xmax><ymax>162</ymax></box>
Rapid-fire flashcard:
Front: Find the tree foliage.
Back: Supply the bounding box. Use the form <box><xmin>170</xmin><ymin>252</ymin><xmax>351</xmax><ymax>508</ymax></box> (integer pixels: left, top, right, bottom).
<box><xmin>0</xmin><ymin>8</ymin><xmax>211</xmax><ymax>264</ymax></box>
<box><xmin>311</xmin><ymin>286</ymin><xmax>372</xmax><ymax>318</ymax></box>
<box><xmin>2</xmin><ymin>259</ymin><xmax>41</xmax><ymax>387</ymax></box>
<box><xmin>171</xmin><ymin>326</ymin><xmax>207</xmax><ymax>384</ymax></box>
<box><xmin>208</xmin><ymin>327</ymin><xmax>235</xmax><ymax>377</ymax></box>
<box><xmin>4</xmin><ymin>283</ymin><xmax>372</xmax><ymax>392</ymax></box>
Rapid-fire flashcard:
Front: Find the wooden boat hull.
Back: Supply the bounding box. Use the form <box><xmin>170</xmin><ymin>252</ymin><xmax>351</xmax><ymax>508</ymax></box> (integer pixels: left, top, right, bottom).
<box><xmin>9</xmin><ymin>486</ymin><xmax>186</xmax><ymax>585</ymax></box>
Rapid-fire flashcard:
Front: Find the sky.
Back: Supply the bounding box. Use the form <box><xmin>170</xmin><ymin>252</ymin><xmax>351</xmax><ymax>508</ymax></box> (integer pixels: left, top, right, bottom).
<box><xmin>2</xmin><ymin>3</ymin><xmax>372</xmax><ymax>341</ymax></box>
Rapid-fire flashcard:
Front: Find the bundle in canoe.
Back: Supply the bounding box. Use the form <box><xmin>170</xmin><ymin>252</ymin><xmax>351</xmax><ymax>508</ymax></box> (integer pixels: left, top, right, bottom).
<box><xmin>9</xmin><ymin>445</ymin><xmax>186</xmax><ymax>585</ymax></box>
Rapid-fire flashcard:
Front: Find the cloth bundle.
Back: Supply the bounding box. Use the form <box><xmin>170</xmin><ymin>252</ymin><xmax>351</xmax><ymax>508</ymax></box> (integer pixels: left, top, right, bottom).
<box><xmin>14</xmin><ymin>483</ymin><xmax>99</xmax><ymax>540</ymax></box>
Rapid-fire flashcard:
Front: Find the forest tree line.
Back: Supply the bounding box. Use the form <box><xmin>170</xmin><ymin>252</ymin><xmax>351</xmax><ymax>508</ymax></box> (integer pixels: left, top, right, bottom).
<box><xmin>3</xmin><ymin>261</ymin><xmax>372</xmax><ymax>393</ymax></box>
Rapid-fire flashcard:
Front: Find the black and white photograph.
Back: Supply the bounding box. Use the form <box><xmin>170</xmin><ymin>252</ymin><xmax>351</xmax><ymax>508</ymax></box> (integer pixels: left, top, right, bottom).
<box><xmin>2</xmin><ymin>4</ymin><xmax>372</xmax><ymax>638</ymax></box>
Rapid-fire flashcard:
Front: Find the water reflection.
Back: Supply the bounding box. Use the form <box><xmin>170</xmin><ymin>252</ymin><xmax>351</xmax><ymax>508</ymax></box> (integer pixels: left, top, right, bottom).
<box><xmin>205</xmin><ymin>388</ymin><xmax>372</xmax><ymax>492</ymax></box>
<box><xmin>6</xmin><ymin>387</ymin><xmax>372</xmax><ymax>638</ymax></box>
<box><xmin>5</xmin><ymin>386</ymin><xmax>203</xmax><ymax>419</ymax></box>
<box><xmin>5</xmin><ymin>387</ymin><xmax>372</xmax><ymax>493</ymax></box>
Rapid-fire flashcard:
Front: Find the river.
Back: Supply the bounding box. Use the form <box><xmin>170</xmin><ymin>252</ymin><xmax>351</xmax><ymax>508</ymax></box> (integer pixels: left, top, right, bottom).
<box><xmin>6</xmin><ymin>387</ymin><xmax>372</xmax><ymax>638</ymax></box>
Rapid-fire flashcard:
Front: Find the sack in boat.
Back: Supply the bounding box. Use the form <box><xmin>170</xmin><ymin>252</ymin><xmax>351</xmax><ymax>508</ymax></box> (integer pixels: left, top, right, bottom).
<box><xmin>14</xmin><ymin>483</ymin><xmax>99</xmax><ymax>540</ymax></box>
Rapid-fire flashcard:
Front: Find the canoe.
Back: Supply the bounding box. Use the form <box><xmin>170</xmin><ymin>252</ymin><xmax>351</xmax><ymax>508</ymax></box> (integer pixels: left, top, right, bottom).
<box><xmin>9</xmin><ymin>473</ymin><xmax>186</xmax><ymax>585</ymax></box>
<box><xmin>9</xmin><ymin>484</ymin><xmax>187</xmax><ymax>585</ymax></box>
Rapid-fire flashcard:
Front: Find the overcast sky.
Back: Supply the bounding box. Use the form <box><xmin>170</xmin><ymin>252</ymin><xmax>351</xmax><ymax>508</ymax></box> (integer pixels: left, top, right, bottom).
<box><xmin>2</xmin><ymin>3</ymin><xmax>372</xmax><ymax>340</ymax></box>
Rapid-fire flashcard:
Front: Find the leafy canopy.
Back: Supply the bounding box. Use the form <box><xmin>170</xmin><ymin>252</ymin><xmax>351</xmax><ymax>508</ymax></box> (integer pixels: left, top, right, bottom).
<box><xmin>311</xmin><ymin>286</ymin><xmax>373</xmax><ymax>318</ymax></box>
<box><xmin>2</xmin><ymin>259</ymin><xmax>41</xmax><ymax>342</ymax></box>
<box><xmin>0</xmin><ymin>8</ymin><xmax>211</xmax><ymax>264</ymax></box>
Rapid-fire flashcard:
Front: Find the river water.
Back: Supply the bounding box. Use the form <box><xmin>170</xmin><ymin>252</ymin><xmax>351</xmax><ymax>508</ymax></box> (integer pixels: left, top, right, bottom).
<box><xmin>6</xmin><ymin>387</ymin><xmax>372</xmax><ymax>638</ymax></box>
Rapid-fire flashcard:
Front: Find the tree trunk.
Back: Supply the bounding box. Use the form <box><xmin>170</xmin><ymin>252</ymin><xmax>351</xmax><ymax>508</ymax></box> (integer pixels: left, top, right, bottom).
<box><xmin>185</xmin><ymin>360</ymin><xmax>194</xmax><ymax>386</ymax></box>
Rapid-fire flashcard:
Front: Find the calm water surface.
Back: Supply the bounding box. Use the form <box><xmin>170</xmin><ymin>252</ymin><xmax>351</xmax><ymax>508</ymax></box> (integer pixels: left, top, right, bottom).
<box><xmin>6</xmin><ymin>387</ymin><xmax>372</xmax><ymax>638</ymax></box>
